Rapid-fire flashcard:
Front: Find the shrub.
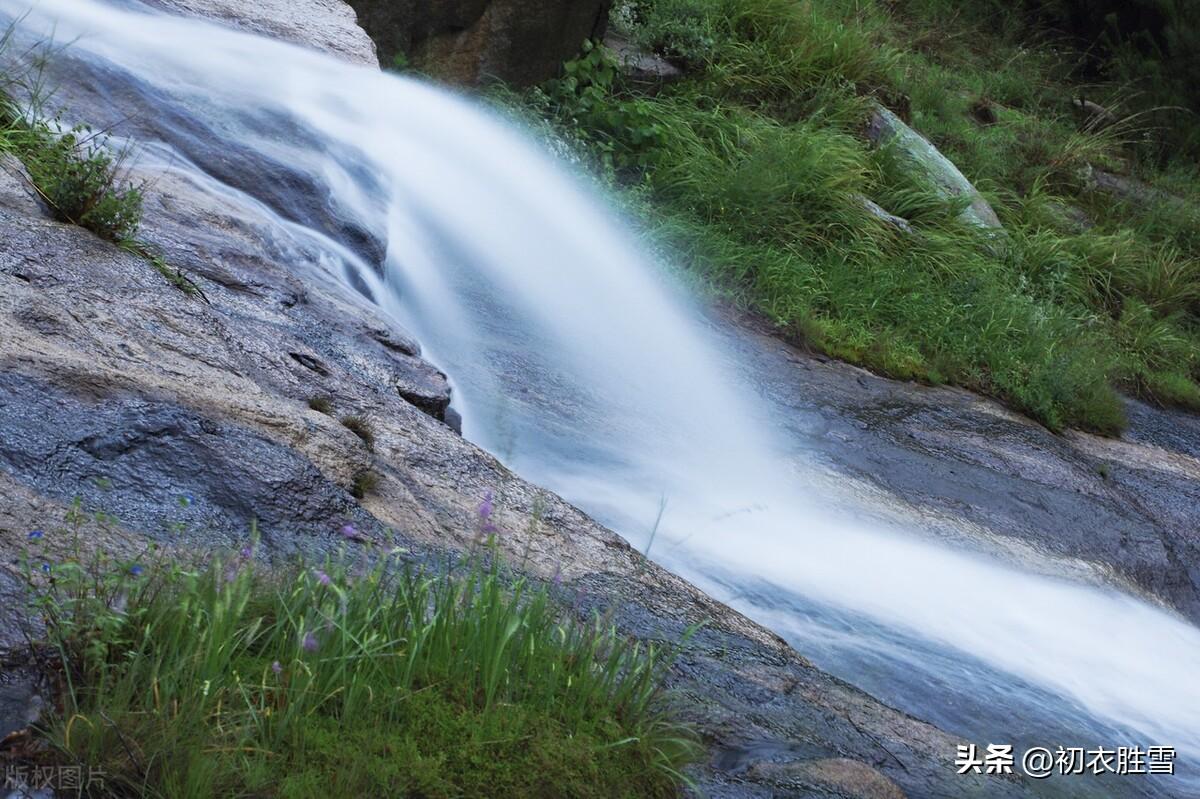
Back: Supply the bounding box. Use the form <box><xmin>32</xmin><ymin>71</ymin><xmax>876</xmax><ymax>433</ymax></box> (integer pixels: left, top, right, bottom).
<box><xmin>539</xmin><ymin>40</ymin><xmax>665</xmax><ymax>172</ymax></box>
<box><xmin>17</xmin><ymin>125</ymin><xmax>143</xmax><ymax>242</ymax></box>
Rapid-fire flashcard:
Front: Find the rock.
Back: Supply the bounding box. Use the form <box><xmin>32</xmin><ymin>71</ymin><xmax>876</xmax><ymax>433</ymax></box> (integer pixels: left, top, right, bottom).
<box><xmin>722</xmin><ymin>307</ymin><xmax>1200</xmax><ymax>626</ymax></box>
<box><xmin>856</xmin><ymin>193</ymin><xmax>913</xmax><ymax>234</ymax></box>
<box><xmin>604</xmin><ymin>32</ymin><xmax>683</xmax><ymax>89</ymax></box>
<box><xmin>1081</xmin><ymin>164</ymin><xmax>1194</xmax><ymax>214</ymax></box>
<box><xmin>746</xmin><ymin>757</ymin><xmax>907</xmax><ymax>798</ymax></box>
<box><xmin>1072</xmin><ymin>97</ymin><xmax>1116</xmax><ymax>128</ymax></box>
<box><xmin>0</xmin><ymin>156</ymin><xmax>45</xmax><ymax>218</ymax></box>
<box><xmin>866</xmin><ymin>104</ymin><xmax>1003</xmax><ymax>233</ymax></box>
<box><xmin>140</xmin><ymin>0</ymin><xmax>379</xmax><ymax>66</ymax></box>
<box><xmin>0</xmin><ymin>665</ymin><xmax>42</xmax><ymax>745</ymax></box>
<box><xmin>346</xmin><ymin>0</ymin><xmax>612</xmax><ymax>86</ymax></box>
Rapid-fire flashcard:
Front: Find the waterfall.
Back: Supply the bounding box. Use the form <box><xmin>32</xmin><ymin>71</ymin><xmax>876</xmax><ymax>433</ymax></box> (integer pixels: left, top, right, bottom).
<box><xmin>4</xmin><ymin>2</ymin><xmax>1197</xmax><ymax>793</ymax></box>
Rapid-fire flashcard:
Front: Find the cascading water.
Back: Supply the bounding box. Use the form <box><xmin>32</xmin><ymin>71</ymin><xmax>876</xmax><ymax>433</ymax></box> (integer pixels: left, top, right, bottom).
<box><xmin>4</xmin><ymin>2</ymin><xmax>1198</xmax><ymax>794</ymax></box>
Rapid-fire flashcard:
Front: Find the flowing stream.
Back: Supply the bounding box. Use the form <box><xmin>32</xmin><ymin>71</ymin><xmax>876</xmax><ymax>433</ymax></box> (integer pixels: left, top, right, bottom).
<box><xmin>3</xmin><ymin>2</ymin><xmax>1199</xmax><ymax>795</ymax></box>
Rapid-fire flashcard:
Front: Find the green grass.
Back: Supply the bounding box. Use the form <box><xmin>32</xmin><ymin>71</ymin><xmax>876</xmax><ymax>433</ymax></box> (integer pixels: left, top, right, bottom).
<box><xmin>17</xmin><ymin>521</ymin><xmax>698</xmax><ymax>798</ymax></box>
<box><xmin>0</xmin><ymin>37</ymin><xmax>200</xmax><ymax>296</ymax></box>
<box><xmin>503</xmin><ymin>0</ymin><xmax>1200</xmax><ymax>433</ymax></box>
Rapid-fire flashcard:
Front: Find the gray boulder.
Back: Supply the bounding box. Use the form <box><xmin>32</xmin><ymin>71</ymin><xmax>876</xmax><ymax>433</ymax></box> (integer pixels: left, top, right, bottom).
<box><xmin>604</xmin><ymin>31</ymin><xmax>683</xmax><ymax>90</ymax></box>
<box><xmin>866</xmin><ymin>105</ymin><xmax>1003</xmax><ymax>233</ymax></box>
<box><xmin>141</xmin><ymin>0</ymin><xmax>379</xmax><ymax>66</ymax></box>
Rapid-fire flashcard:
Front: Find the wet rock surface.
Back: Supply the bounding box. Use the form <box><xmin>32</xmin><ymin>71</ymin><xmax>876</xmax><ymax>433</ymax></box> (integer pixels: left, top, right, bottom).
<box><xmin>25</xmin><ymin>52</ymin><xmax>391</xmax><ymax>271</ymax></box>
<box><xmin>720</xmin><ymin>311</ymin><xmax>1200</xmax><ymax>625</ymax></box>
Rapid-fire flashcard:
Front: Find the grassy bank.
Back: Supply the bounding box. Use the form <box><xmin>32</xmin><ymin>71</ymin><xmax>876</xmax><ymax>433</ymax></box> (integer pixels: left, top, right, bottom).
<box><xmin>503</xmin><ymin>0</ymin><xmax>1200</xmax><ymax>433</ymax></box>
<box><xmin>13</xmin><ymin>515</ymin><xmax>697</xmax><ymax>798</ymax></box>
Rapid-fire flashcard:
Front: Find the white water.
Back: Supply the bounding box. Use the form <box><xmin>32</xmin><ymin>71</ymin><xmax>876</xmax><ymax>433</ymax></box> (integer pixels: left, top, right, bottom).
<box><xmin>6</xmin><ymin>0</ymin><xmax>1200</xmax><ymax>786</ymax></box>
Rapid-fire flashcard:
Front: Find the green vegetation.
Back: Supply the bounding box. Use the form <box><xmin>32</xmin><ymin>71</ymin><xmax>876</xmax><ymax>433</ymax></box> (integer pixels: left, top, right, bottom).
<box><xmin>1002</xmin><ymin>0</ymin><xmax>1200</xmax><ymax>159</ymax></box>
<box><xmin>350</xmin><ymin>467</ymin><xmax>380</xmax><ymax>498</ymax></box>
<box><xmin>12</xmin><ymin>123</ymin><xmax>143</xmax><ymax>241</ymax></box>
<box><xmin>0</xmin><ymin>44</ymin><xmax>198</xmax><ymax>295</ymax></box>
<box><xmin>17</xmin><ymin>518</ymin><xmax>698</xmax><ymax>798</ymax></box>
<box><xmin>308</xmin><ymin>395</ymin><xmax>334</xmax><ymax>414</ymax></box>
<box><xmin>504</xmin><ymin>0</ymin><xmax>1200</xmax><ymax>433</ymax></box>
<box><xmin>340</xmin><ymin>414</ymin><xmax>377</xmax><ymax>450</ymax></box>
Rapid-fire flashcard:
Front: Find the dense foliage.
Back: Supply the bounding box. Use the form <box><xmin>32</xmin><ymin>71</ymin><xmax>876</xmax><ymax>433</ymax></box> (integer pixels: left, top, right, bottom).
<box><xmin>503</xmin><ymin>0</ymin><xmax>1200</xmax><ymax>433</ymax></box>
<box><xmin>1012</xmin><ymin>0</ymin><xmax>1200</xmax><ymax>158</ymax></box>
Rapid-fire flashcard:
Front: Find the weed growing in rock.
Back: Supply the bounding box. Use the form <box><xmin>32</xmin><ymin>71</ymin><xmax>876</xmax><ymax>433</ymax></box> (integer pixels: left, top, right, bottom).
<box><xmin>15</xmin><ymin>513</ymin><xmax>699</xmax><ymax>797</ymax></box>
<box><xmin>350</xmin><ymin>468</ymin><xmax>379</xmax><ymax>499</ymax></box>
<box><xmin>0</xmin><ymin>37</ymin><xmax>199</xmax><ymax>297</ymax></box>
<box><xmin>308</xmin><ymin>395</ymin><xmax>334</xmax><ymax>414</ymax></box>
<box><xmin>16</xmin><ymin>124</ymin><xmax>143</xmax><ymax>241</ymax></box>
<box><xmin>340</xmin><ymin>414</ymin><xmax>376</xmax><ymax>450</ymax></box>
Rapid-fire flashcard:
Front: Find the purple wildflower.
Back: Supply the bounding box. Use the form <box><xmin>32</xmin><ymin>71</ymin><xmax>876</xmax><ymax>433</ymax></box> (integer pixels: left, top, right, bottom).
<box><xmin>27</xmin><ymin>530</ymin><xmax>44</xmax><ymax>542</ymax></box>
<box><xmin>341</xmin><ymin>522</ymin><xmax>371</xmax><ymax>544</ymax></box>
<box><xmin>314</xmin><ymin>569</ymin><xmax>332</xmax><ymax>587</ymax></box>
<box><xmin>302</xmin><ymin>631</ymin><xmax>319</xmax><ymax>653</ymax></box>
<box><xmin>40</xmin><ymin>563</ymin><xmax>51</xmax><ymax>575</ymax></box>
<box><xmin>271</xmin><ymin>661</ymin><xmax>283</xmax><ymax>675</ymax></box>
<box><xmin>130</xmin><ymin>565</ymin><xmax>144</xmax><ymax>577</ymax></box>
<box><xmin>552</xmin><ymin>566</ymin><xmax>563</xmax><ymax>589</ymax></box>
<box><xmin>478</xmin><ymin>491</ymin><xmax>494</xmax><ymax>520</ymax></box>
<box><xmin>240</xmin><ymin>544</ymin><xmax>254</xmax><ymax>560</ymax></box>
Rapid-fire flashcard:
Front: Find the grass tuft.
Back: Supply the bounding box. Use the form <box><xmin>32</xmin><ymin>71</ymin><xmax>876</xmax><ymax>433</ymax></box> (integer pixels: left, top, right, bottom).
<box><xmin>15</xmin><ymin>519</ymin><xmax>699</xmax><ymax>798</ymax></box>
<box><xmin>340</xmin><ymin>415</ymin><xmax>376</xmax><ymax>451</ymax></box>
<box><xmin>308</xmin><ymin>395</ymin><xmax>334</xmax><ymax>414</ymax></box>
<box><xmin>16</xmin><ymin>124</ymin><xmax>143</xmax><ymax>242</ymax></box>
<box><xmin>350</xmin><ymin>468</ymin><xmax>380</xmax><ymax>499</ymax></box>
<box><xmin>0</xmin><ymin>35</ymin><xmax>198</xmax><ymax>297</ymax></box>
